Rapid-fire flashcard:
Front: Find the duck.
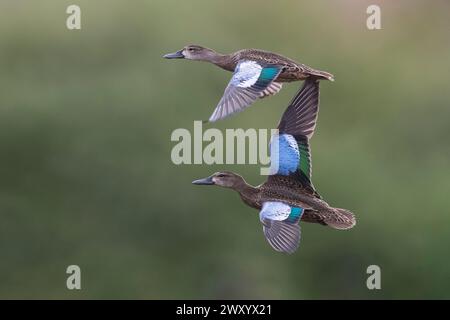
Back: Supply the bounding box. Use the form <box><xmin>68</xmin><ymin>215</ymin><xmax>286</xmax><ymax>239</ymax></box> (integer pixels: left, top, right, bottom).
<box><xmin>192</xmin><ymin>79</ymin><xmax>355</xmax><ymax>254</ymax></box>
<box><xmin>163</xmin><ymin>45</ymin><xmax>334</xmax><ymax>122</ymax></box>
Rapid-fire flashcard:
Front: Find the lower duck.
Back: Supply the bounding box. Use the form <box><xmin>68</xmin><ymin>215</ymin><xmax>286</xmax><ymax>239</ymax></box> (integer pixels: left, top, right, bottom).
<box><xmin>192</xmin><ymin>79</ymin><xmax>356</xmax><ymax>254</ymax></box>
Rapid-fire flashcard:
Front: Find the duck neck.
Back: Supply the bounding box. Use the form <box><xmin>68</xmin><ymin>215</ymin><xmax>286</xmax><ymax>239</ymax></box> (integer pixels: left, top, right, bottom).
<box><xmin>209</xmin><ymin>53</ymin><xmax>235</xmax><ymax>71</ymax></box>
<box><xmin>232</xmin><ymin>180</ymin><xmax>260</xmax><ymax>209</ymax></box>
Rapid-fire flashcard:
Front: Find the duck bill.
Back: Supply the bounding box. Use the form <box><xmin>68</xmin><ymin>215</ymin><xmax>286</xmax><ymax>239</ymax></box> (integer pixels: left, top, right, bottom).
<box><xmin>192</xmin><ymin>176</ymin><xmax>215</xmax><ymax>185</ymax></box>
<box><xmin>163</xmin><ymin>50</ymin><xmax>185</xmax><ymax>59</ymax></box>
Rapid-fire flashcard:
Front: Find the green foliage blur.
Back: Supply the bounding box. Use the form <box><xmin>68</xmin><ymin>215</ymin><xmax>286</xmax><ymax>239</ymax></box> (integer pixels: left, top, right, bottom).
<box><xmin>1</xmin><ymin>0</ymin><xmax>449</xmax><ymax>299</ymax></box>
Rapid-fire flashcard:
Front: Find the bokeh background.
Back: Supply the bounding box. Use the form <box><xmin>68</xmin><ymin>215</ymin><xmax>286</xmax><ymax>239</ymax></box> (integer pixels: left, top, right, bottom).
<box><xmin>1</xmin><ymin>0</ymin><xmax>450</xmax><ymax>299</ymax></box>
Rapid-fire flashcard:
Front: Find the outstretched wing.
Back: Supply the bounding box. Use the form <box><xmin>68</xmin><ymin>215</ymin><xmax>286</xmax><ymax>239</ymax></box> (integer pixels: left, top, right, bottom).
<box><xmin>208</xmin><ymin>61</ymin><xmax>283</xmax><ymax>122</ymax></box>
<box><xmin>260</xmin><ymin>202</ymin><xmax>304</xmax><ymax>254</ymax></box>
<box><xmin>278</xmin><ymin>78</ymin><xmax>320</xmax><ymax>139</ymax></box>
<box><xmin>269</xmin><ymin>79</ymin><xmax>320</xmax><ymax>194</ymax></box>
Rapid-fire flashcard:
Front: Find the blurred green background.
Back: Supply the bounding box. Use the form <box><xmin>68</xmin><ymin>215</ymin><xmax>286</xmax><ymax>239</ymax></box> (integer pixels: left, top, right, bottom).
<box><xmin>1</xmin><ymin>0</ymin><xmax>449</xmax><ymax>299</ymax></box>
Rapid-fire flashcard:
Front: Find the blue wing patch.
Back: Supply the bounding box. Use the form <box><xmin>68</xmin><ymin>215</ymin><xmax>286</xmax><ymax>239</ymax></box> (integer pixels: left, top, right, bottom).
<box><xmin>270</xmin><ymin>133</ymin><xmax>300</xmax><ymax>175</ymax></box>
<box><xmin>260</xmin><ymin>202</ymin><xmax>304</xmax><ymax>223</ymax></box>
<box><xmin>231</xmin><ymin>61</ymin><xmax>282</xmax><ymax>89</ymax></box>
<box><xmin>230</xmin><ymin>61</ymin><xmax>262</xmax><ymax>87</ymax></box>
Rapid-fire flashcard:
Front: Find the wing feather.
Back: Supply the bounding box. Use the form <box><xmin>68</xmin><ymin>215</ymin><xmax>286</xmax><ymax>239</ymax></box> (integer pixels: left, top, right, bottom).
<box><xmin>208</xmin><ymin>61</ymin><xmax>283</xmax><ymax>122</ymax></box>
<box><xmin>259</xmin><ymin>202</ymin><xmax>304</xmax><ymax>254</ymax></box>
<box><xmin>269</xmin><ymin>79</ymin><xmax>320</xmax><ymax>193</ymax></box>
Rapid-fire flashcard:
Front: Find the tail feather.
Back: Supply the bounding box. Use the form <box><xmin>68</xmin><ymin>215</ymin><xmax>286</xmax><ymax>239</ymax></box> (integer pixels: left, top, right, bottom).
<box><xmin>324</xmin><ymin>208</ymin><xmax>356</xmax><ymax>230</ymax></box>
<box><xmin>309</xmin><ymin>69</ymin><xmax>335</xmax><ymax>82</ymax></box>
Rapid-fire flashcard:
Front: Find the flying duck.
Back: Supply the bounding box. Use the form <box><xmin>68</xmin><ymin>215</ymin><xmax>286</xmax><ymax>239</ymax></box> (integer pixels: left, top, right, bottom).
<box><xmin>164</xmin><ymin>45</ymin><xmax>334</xmax><ymax>122</ymax></box>
<box><xmin>192</xmin><ymin>79</ymin><xmax>355</xmax><ymax>254</ymax></box>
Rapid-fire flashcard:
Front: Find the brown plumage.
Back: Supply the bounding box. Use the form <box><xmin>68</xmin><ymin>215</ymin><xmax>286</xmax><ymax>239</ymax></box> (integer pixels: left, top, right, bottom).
<box><xmin>192</xmin><ymin>79</ymin><xmax>356</xmax><ymax>254</ymax></box>
<box><xmin>164</xmin><ymin>45</ymin><xmax>334</xmax><ymax>122</ymax></box>
<box><xmin>215</xmin><ymin>48</ymin><xmax>334</xmax><ymax>82</ymax></box>
<box><xmin>197</xmin><ymin>172</ymin><xmax>355</xmax><ymax>229</ymax></box>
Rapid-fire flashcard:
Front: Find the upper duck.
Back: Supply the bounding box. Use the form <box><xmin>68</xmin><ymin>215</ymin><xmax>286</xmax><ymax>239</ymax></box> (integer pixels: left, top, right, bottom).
<box><xmin>164</xmin><ymin>45</ymin><xmax>334</xmax><ymax>122</ymax></box>
<box><xmin>192</xmin><ymin>79</ymin><xmax>355</xmax><ymax>254</ymax></box>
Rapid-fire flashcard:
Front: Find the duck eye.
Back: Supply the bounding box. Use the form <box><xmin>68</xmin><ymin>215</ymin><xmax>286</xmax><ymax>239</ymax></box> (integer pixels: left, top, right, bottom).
<box><xmin>217</xmin><ymin>174</ymin><xmax>225</xmax><ymax>178</ymax></box>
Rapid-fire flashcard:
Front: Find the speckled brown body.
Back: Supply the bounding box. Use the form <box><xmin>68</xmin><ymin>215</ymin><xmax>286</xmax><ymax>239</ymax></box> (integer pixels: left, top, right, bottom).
<box><xmin>234</xmin><ymin>175</ymin><xmax>341</xmax><ymax>226</ymax></box>
<box><xmin>213</xmin><ymin>48</ymin><xmax>334</xmax><ymax>82</ymax></box>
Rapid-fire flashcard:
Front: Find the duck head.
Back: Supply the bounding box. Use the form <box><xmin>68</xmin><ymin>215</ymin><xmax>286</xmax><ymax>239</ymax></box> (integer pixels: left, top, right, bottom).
<box><xmin>163</xmin><ymin>45</ymin><xmax>220</xmax><ymax>61</ymax></box>
<box><xmin>192</xmin><ymin>171</ymin><xmax>244</xmax><ymax>189</ymax></box>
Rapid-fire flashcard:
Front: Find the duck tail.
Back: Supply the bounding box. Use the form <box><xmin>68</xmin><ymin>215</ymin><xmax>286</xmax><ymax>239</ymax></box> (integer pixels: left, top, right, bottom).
<box><xmin>309</xmin><ymin>69</ymin><xmax>335</xmax><ymax>82</ymax></box>
<box><xmin>324</xmin><ymin>208</ymin><xmax>356</xmax><ymax>230</ymax></box>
